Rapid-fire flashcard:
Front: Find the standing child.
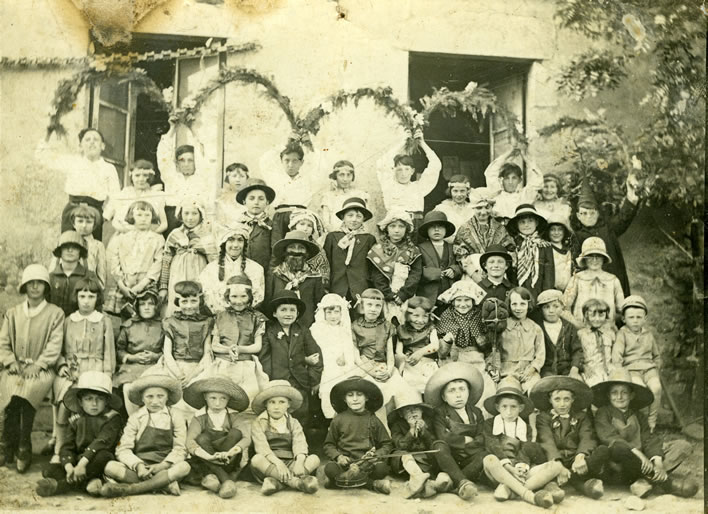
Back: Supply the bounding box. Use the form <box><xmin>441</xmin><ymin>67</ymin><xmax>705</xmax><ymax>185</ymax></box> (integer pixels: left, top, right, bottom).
<box><xmin>533</xmin><ymin>289</ymin><xmax>583</xmax><ymax>379</ymax></box>
<box><xmin>542</xmin><ymin>214</ymin><xmax>577</xmax><ymax>292</ymax></box>
<box><xmin>159</xmin><ymin>197</ymin><xmax>217</xmax><ymax>316</ymax></box>
<box><xmin>250</xmin><ymin>380</ymin><xmax>321</xmax><ymax>495</ymax></box>
<box><xmin>234</xmin><ymin>178</ymin><xmax>276</xmax><ymax>271</ymax></box>
<box><xmin>184</xmin><ymin>375</ymin><xmax>251</xmax><ymax>499</ymax></box>
<box><xmin>499</xmin><ymin>287</ymin><xmax>545</xmax><ymax>393</ymax></box>
<box><xmin>49</xmin><ymin>231</ymin><xmax>99</xmax><ymax>316</ymax></box>
<box><xmin>101</xmin><ymin>374</ymin><xmax>191</xmax><ymax>497</ymax></box>
<box><xmin>434</xmin><ymin>175</ymin><xmax>476</xmax><ymax>243</ymax></box>
<box><xmin>323</xmin><ymin>197</ymin><xmax>377</xmax><ymax>304</ymax></box>
<box><xmin>396</xmin><ymin>296</ymin><xmax>440</xmax><ymax>395</ymax></box>
<box><xmin>454</xmin><ymin>190</ymin><xmax>514</xmax><ymax>259</ymax></box>
<box><xmin>0</xmin><ymin>265</ymin><xmax>64</xmax><ymax>472</ymax></box>
<box><xmin>416</xmin><ymin>211</ymin><xmax>461</xmax><ymax>305</ymax></box>
<box><xmin>215</xmin><ymin>162</ymin><xmax>249</xmax><ymax>229</ymax></box>
<box><xmin>104</xmin><ymin>201</ymin><xmax>164</xmax><ymax>316</ymax></box>
<box><xmin>483</xmin><ymin>148</ymin><xmax>543</xmax><ymax>221</ymax></box>
<box><xmin>210</xmin><ymin>275</ymin><xmax>269</xmax><ymax>403</ymax></box>
<box><xmin>478</xmin><ymin>245</ymin><xmax>515</xmax><ymax>303</ymax></box>
<box><xmin>534</xmin><ymin>174</ymin><xmax>571</xmax><ymax>221</ymax></box>
<box><xmin>286</xmin><ymin>210</ymin><xmax>330</xmax><ymax>289</ymax></box>
<box><xmin>36</xmin><ymin>372</ymin><xmax>122</xmax><ymax>497</ymax></box>
<box><xmin>323</xmin><ymin>377</ymin><xmax>393</xmax><ymax>494</ymax></box>
<box><xmin>576</xmin><ymin>299</ymin><xmax>615</xmax><ymax>386</ymax></box>
<box><xmin>320</xmin><ymin>160</ymin><xmax>370</xmax><ymax>232</ymax></box>
<box><xmin>612</xmin><ymin>295</ymin><xmax>662</xmax><ymax>432</ymax></box>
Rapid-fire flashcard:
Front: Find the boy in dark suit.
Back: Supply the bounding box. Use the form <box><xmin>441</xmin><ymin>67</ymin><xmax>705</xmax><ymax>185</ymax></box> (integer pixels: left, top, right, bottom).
<box><xmin>234</xmin><ymin>179</ymin><xmax>276</xmax><ymax>271</ymax></box>
<box><xmin>416</xmin><ymin>211</ymin><xmax>461</xmax><ymax>306</ymax></box>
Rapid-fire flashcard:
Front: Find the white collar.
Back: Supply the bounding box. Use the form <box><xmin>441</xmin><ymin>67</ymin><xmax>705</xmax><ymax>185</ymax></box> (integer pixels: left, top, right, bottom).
<box><xmin>492</xmin><ymin>415</ymin><xmax>527</xmax><ymax>441</ymax></box>
<box><xmin>24</xmin><ymin>300</ymin><xmax>47</xmax><ymax>318</ymax></box>
<box><xmin>69</xmin><ymin>310</ymin><xmax>104</xmax><ymax>322</ymax></box>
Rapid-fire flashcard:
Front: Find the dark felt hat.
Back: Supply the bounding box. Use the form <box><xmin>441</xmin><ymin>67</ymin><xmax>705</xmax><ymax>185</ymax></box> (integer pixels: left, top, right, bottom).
<box><xmin>480</xmin><ymin>244</ymin><xmax>513</xmax><ymax>272</ymax></box>
<box><xmin>418</xmin><ymin>210</ymin><xmax>456</xmax><ymax>239</ymax></box>
<box><xmin>53</xmin><ymin>231</ymin><xmax>88</xmax><ymax>259</ymax></box>
<box><xmin>236</xmin><ymin>178</ymin><xmax>276</xmax><ymax>205</ymax></box>
<box><xmin>484</xmin><ymin>376</ymin><xmax>533</xmax><ymax>416</ymax></box>
<box><xmin>506</xmin><ymin>204</ymin><xmax>548</xmax><ymax>236</ymax></box>
<box><xmin>272</xmin><ymin>230</ymin><xmax>320</xmax><ymax>262</ymax></box>
<box><xmin>265</xmin><ymin>289</ymin><xmax>306</xmax><ymax>319</ymax></box>
<box><xmin>330</xmin><ymin>376</ymin><xmax>384</xmax><ymax>413</ymax></box>
<box><xmin>530</xmin><ymin>375</ymin><xmax>593</xmax><ymax>412</ymax></box>
<box><xmin>336</xmin><ymin>197</ymin><xmax>373</xmax><ymax>221</ymax></box>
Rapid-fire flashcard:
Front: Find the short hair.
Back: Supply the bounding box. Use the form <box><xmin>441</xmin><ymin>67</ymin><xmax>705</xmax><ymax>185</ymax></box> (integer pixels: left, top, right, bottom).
<box><xmin>329</xmin><ymin>160</ymin><xmax>356</xmax><ymax>181</ymax></box>
<box><xmin>581</xmin><ymin>298</ymin><xmax>610</xmax><ymax>317</ymax></box>
<box><xmin>407</xmin><ymin>295</ymin><xmax>434</xmax><ymax>313</ymax></box>
<box><xmin>175</xmin><ymin>145</ymin><xmax>195</xmax><ymax>159</ymax></box>
<box><xmin>176</xmin><ymin>205</ymin><xmax>203</xmax><ymax>225</ymax></box>
<box><xmin>280</xmin><ymin>143</ymin><xmax>304</xmax><ymax>160</ymax></box>
<box><xmin>549</xmin><ymin>389</ymin><xmax>575</xmax><ymax>399</ymax></box>
<box><xmin>78</xmin><ymin>127</ymin><xmax>104</xmax><ymax>143</ymax></box>
<box><xmin>393</xmin><ymin>154</ymin><xmax>415</xmax><ymax>168</ymax></box>
<box><xmin>69</xmin><ymin>204</ymin><xmax>99</xmax><ymax>224</ymax></box>
<box><xmin>73</xmin><ymin>276</ymin><xmax>103</xmax><ymax>311</ymax></box>
<box><xmin>224</xmin><ymin>162</ymin><xmax>249</xmax><ymax>181</ymax></box>
<box><xmin>77</xmin><ymin>389</ymin><xmax>110</xmax><ymax>402</ymax></box>
<box><xmin>132</xmin><ymin>159</ymin><xmax>154</xmax><ymax>171</ymax></box>
<box><xmin>173</xmin><ymin>280</ymin><xmax>204</xmax><ymax>308</ymax></box>
<box><xmin>500</xmin><ymin>163</ymin><xmax>523</xmax><ymax>179</ymax></box>
<box><xmin>506</xmin><ymin>286</ymin><xmax>535</xmax><ymax>312</ymax></box>
<box><xmin>125</xmin><ymin>201</ymin><xmax>159</xmax><ymax>225</ymax></box>
<box><xmin>445</xmin><ymin>174</ymin><xmax>471</xmax><ymax>198</ymax></box>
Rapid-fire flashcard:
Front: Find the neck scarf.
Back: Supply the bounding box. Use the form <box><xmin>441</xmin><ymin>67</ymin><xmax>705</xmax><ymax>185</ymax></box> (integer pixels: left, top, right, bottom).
<box><xmin>515</xmin><ymin>232</ymin><xmax>551</xmax><ymax>287</ymax></box>
<box><xmin>436</xmin><ymin>306</ymin><xmax>484</xmax><ymax>348</ymax></box>
<box><xmin>337</xmin><ymin>223</ymin><xmax>368</xmax><ymax>265</ymax></box>
<box><xmin>273</xmin><ymin>262</ymin><xmax>319</xmax><ymax>290</ymax></box>
<box><xmin>492</xmin><ymin>415</ymin><xmax>528</xmax><ymax>441</ymax></box>
<box><xmin>240</xmin><ymin>211</ymin><xmax>271</xmax><ymax>230</ymax></box>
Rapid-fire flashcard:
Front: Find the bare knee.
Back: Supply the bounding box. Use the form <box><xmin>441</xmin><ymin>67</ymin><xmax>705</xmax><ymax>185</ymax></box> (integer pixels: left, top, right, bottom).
<box><xmin>305</xmin><ymin>454</ymin><xmax>320</xmax><ymax>471</ymax></box>
<box><xmin>104</xmin><ymin>460</ymin><xmax>125</xmax><ymax>479</ymax></box>
<box><xmin>483</xmin><ymin>454</ymin><xmax>498</xmax><ymax>468</ymax></box>
<box><xmin>250</xmin><ymin>454</ymin><xmax>269</xmax><ymax>471</ymax></box>
<box><xmin>170</xmin><ymin>461</ymin><xmax>191</xmax><ymax>480</ymax></box>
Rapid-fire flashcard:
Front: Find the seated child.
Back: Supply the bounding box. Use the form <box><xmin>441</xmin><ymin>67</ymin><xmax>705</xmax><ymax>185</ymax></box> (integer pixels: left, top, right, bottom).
<box><xmin>531</xmin><ymin>375</ymin><xmax>609</xmax><ymax>499</ymax></box>
<box><xmin>286</xmin><ymin>209</ymin><xmax>330</xmax><ymax>288</ymax></box>
<box><xmin>184</xmin><ymin>375</ymin><xmax>252</xmax><ymax>499</ymax></box>
<box><xmin>453</xmin><ymin>190</ymin><xmax>514</xmax><ymax>258</ymax></box>
<box><xmin>542</xmin><ymin>214</ymin><xmax>578</xmax><ymax>292</ymax></box>
<box><xmin>434</xmin><ymin>175</ymin><xmax>476</xmax><ymax>243</ymax></box>
<box><xmin>483</xmin><ymin>148</ymin><xmax>543</xmax><ymax>221</ymax></box>
<box><xmin>396</xmin><ymin>296</ymin><xmax>440</xmax><ymax>395</ymax></box>
<box><xmin>459</xmin><ymin>253</ymin><xmax>485</xmax><ymax>284</ymax></box>
<box><xmin>505</xmin><ymin>204</ymin><xmax>554</xmax><ymax>298</ymax></box>
<box><xmin>48</xmin><ymin>231</ymin><xmax>99</xmax><ymax>316</ymax></box>
<box><xmin>234</xmin><ymin>178</ymin><xmax>277</xmax><ymax>271</ymax></box>
<box><xmin>534</xmin><ymin>173</ymin><xmax>572</xmax><ymax>221</ymax></box>
<box><xmin>101</xmin><ymin>374</ymin><xmax>190</xmax><ymax>497</ymax></box>
<box><xmin>323</xmin><ymin>377</ymin><xmax>392</xmax><ymax>494</ymax></box>
<box><xmin>478</xmin><ymin>245</ymin><xmax>515</xmax><ymax>303</ymax></box>
<box><xmin>424</xmin><ymin>362</ymin><xmax>488</xmax><ymax>501</ymax></box>
<box><xmin>576</xmin><ymin>299</ymin><xmax>615</xmax><ymax>386</ymax></box>
<box><xmin>482</xmin><ymin>377</ymin><xmax>565</xmax><ymax>509</ymax></box>
<box><xmin>592</xmin><ymin>369</ymin><xmax>698</xmax><ymax>498</ymax></box>
<box><xmin>416</xmin><ymin>211</ymin><xmax>461</xmax><ymax>304</ymax></box>
<box><xmin>320</xmin><ymin>160</ymin><xmax>370</xmax><ymax>232</ymax></box>
<box><xmin>612</xmin><ymin>295</ymin><xmax>662</xmax><ymax>432</ymax></box>
<box><xmin>533</xmin><ymin>289</ymin><xmax>583</xmax><ymax>379</ymax></box>
<box><xmin>36</xmin><ymin>372</ymin><xmax>122</xmax><ymax>497</ymax></box>
<box><xmin>250</xmin><ymin>380</ymin><xmax>321</xmax><ymax>495</ymax></box>
<box><xmin>562</xmin><ymin>237</ymin><xmax>624</xmax><ymax>328</ymax></box>
<box><xmin>499</xmin><ymin>287</ymin><xmax>545</xmax><ymax>393</ymax></box>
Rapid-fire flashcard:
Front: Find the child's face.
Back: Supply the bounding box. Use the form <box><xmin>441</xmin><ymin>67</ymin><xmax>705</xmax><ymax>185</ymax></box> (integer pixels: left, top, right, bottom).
<box><xmin>181</xmin><ymin>207</ymin><xmax>201</xmax><ymax>229</ymax></box>
<box><xmin>450</xmin><ymin>185</ymin><xmax>469</xmax><ymax>204</ymax></box>
<box><xmin>76</xmin><ymin>290</ymin><xmax>98</xmax><ymax>314</ymax></box>
<box><xmin>516</xmin><ymin>215</ymin><xmax>538</xmax><ymax>236</ymax></box>
<box><xmin>394</xmin><ymin>163</ymin><xmax>415</xmax><ymax>185</ymax></box>
<box><xmin>541</xmin><ymin>300</ymin><xmax>562</xmax><ymax>323</ymax></box>
<box><xmin>345</xmin><ymin>390</ymin><xmax>367</xmax><ymax>413</ymax></box>
<box><xmin>142</xmin><ymin>386</ymin><xmax>169</xmax><ymax>413</ymax></box>
<box><xmin>502</xmin><ymin>172</ymin><xmax>522</xmax><ymax>193</ymax></box>
<box><xmin>485</xmin><ymin>256</ymin><xmax>507</xmax><ymax>279</ymax></box>
<box><xmin>132</xmin><ymin>207</ymin><xmax>153</xmax><ymax>230</ymax></box>
<box><xmin>131</xmin><ymin>168</ymin><xmax>153</xmax><ymax>190</ymax></box>
<box><xmin>227</xmin><ymin>286</ymin><xmax>251</xmax><ymax>311</ymax></box>
<box><xmin>179</xmin><ymin>296</ymin><xmax>200</xmax><ymax>316</ymax></box>
<box><xmin>623</xmin><ymin>307</ymin><xmax>646</xmax><ymax>333</ymax></box>
<box><xmin>386</xmin><ymin>220</ymin><xmax>408</xmax><ymax>243</ymax></box>
<box><xmin>541</xmin><ymin>180</ymin><xmax>558</xmax><ymax>201</ymax></box>
<box><xmin>584</xmin><ymin>254</ymin><xmax>605</xmax><ymax>271</ymax></box>
<box><xmin>462</xmin><ymin>259</ymin><xmax>484</xmax><ymax>283</ymax></box>
<box><xmin>25</xmin><ymin>280</ymin><xmax>46</xmax><ymax>301</ymax></box>
<box><xmin>342</xmin><ymin>210</ymin><xmax>364</xmax><ymax>230</ymax></box>
<box><xmin>407</xmin><ymin>307</ymin><xmax>429</xmax><ymax>330</ymax></box>
<box><xmin>224</xmin><ymin>236</ymin><xmax>245</xmax><ymax>259</ymax></box>
<box><xmin>549</xmin><ymin>390</ymin><xmax>574</xmax><ymax>416</ymax></box>
<box><xmin>80</xmin><ymin>130</ymin><xmax>104</xmax><ymax>159</ymax></box>
<box><xmin>138</xmin><ymin>298</ymin><xmax>157</xmax><ymax>319</ymax></box>
<box><xmin>334</xmin><ymin>166</ymin><xmax>354</xmax><ymax>189</ymax></box>
<box><xmin>80</xmin><ymin>392</ymin><xmax>108</xmax><ymax>416</ymax></box>
<box><xmin>274</xmin><ymin>304</ymin><xmax>298</xmax><ymax>327</ymax></box>
<box><xmin>61</xmin><ymin>244</ymin><xmax>81</xmax><ymax>263</ymax></box>
<box><xmin>442</xmin><ymin>379</ymin><xmax>469</xmax><ymax>409</ymax></box>
<box><xmin>176</xmin><ymin>152</ymin><xmax>196</xmax><ymax>177</ymax></box>
<box><xmin>585</xmin><ymin>307</ymin><xmax>608</xmax><ymax>328</ymax></box>
<box><xmin>402</xmin><ymin>406</ymin><xmax>423</xmax><ymax>426</ymax></box>
<box><xmin>362</xmin><ymin>298</ymin><xmax>383</xmax><ymax>321</ymax></box>
<box><xmin>427</xmin><ymin>223</ymin><xmax>447</xmax><ymax>242</ymax></box>
<box><xmin>266</xmin><ymin>396</ymin><xmax>290</xmax><ymax>419</ymax></box>
<box><xmin>496</xmin><ymin>397</ymin><xmax>522</xmax><ymax>422</ymax></box>
<box><xmin>73</xmin><ymin>216</ymin><xmax>95</xmax><ymax>237</ymax></box>
<box><xmin>473</xmin><ymin>203</ymin><xmax>491</xmax><ymax>223</ymax></box>
<box><xmin>453</xmin><ymin>296</ymin><xmax>474</xmax><ymax>315</ymax></box>
<box><xmin>244</xmin><ymin>190</ymin><xmax>268</xmax><ymax>215</ymax></box>
<box><xmin>548</xmin><ymin>225</ymin><xmax>565</xmax><ymax>244</ymax></box>
<box><xmin>281</xmin><ymin>152</ymin><xmax>303</xmax><ymax>178</ymax></box>
<box><xmin>509</xmin><ymin>292</ymin><xmax>529</xmax><ymax>320</ymax></box>
<box><xmin>323</xmin><ymin>306</ymin><xmax>342</xmax><ymax>325</ymax></box>
<box><xmin>609</xmin><ymin>384</ymin><xmax>634</xmax><ymax>411</ymax></box>
<box><xmin>226</xmin><ymin>169</ymin><xmax>248</xmax><ymax>188</ymax></box>
<box><xmin>576</xmin><ymin>206</ymin><xmax>599</xmax><ymax>227</ymax></box>
<box><xmin>294</xmin><ymin>220</ymin><xmax>314</xmax><ymax>238</ymax></box>
<box><xmin>205</xmin><ymin>392</ymin><xmax>229</xmax><ymax>411</ymax></box>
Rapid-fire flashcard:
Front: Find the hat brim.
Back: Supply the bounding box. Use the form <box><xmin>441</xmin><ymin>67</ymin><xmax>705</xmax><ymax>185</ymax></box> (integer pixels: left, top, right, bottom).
<box><xmin>266</xmin><ymin>295</ymin><xmax>306</xmax><ymax>319</ymax></box>
<box><xmin>272</xmin><ymin>237</ymin><xmax>320</xmax><ymax>262</ymax></box>
<box><xmin>423</xmin><ymin>363</ymin><xmax>484</xmax><ymax>408</ymax></box>
<box><xmin>506</xmin><ymin>212</ymin><xmax>548</xmax><ymax>237</ymax></box>
<box><xmin>577</xmin><ymin>251</ymin><xmax>613</xmax><ymax>266</ymax></box>
<box><xmin>236</xmin><ymin>184</ymin><xmax>276</xmax><ymax>205</ymax></box>
<box><xmin>252</xmin><ymin>384</ymin><xmax>304</xmax><ymax>415</ymax></box>
<box><xmin>591</xmin><ymin>379</ymin><xmax>654</xmax><ymax>410</ymax></box>
<box><xmin>480</xmin><ymin>251</ymin><xmax>513</xmax><ymax>271</ymax></box>
<box><xmin>336</xmin><ymin>205</ymin><xmax>373</xmax><ymax>221</ymax></box>
<box><xmin>63</xmin><ymin>386</ymin><xmax>123</xmax><ymax>414</ymax></box>
<box><xmin>484</xmin><ymin>389</ymin><xmax>533</xmax><ymax>416</ymax></box>
<box><xmin>330</xmin><ymin>377</ymin><xmax>384</xmax><ymax>413</ymax></box>
<box><xmin>183</xmin><ymin>376</ymin><xmax>250</xmax><ymax>411</ymax></box>
<box><xmin>418</xmin><ymin>220</ymin><xmax>456</xmax><ymax>239</ymax></box>
<box><xmin>530</xmin><ymin>375</ymin><xmax>593</xmax><ymax>412</ymax></box>
<box><xmin>387</xmin><ymin>402</ymin><xmax>434</xmax><ymax>426</ymax></box>
<box><xmin>53</xmin><ymin>243</ymin><xmax>88</xmax><ymax>259</ymax></box>
<box><xmin>128</xmin><ymin>374</ymin><xmax>182</xmax><ymax>406</ymax></box>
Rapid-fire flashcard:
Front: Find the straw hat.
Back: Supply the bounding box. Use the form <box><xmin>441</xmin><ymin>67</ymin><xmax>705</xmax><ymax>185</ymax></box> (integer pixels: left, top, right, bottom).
<box><xmin>265</xmin><ymin>289</ymin><xmax>306</xmax><ymax>319</ymax></box>
<box><xmin>576</xmin><ymin>237</ymin><xmax>612</xmax><ymax>266</ymax></box>
<box><xmin>272</xmin><ymin>230</ymin><xmax>320</xmax><ymax>262</ymax></box>
<box><xmin>330</xmin><ymin>376</ymin><xmax>384</xmax><ymax>413</ymax></box>
<box><xmin>591</xmin><ymin>368</ymin><xmax>654</xmax><ymax>410</ymax></box>
<box><xmin>53</xmin><ymin>230</ymin><xmax>88</xmax><ymax>259</ymax></box>
<box><xmin>236</xmin><ymin>178</ymin><xmax>276</xmax><ymax>205</ymax></box>
<box><xmin>63</xmin><ymin>371</ymin><xmax>122</xmax><ymax>413</ymax></box>
<box><xmin>128</xmin><ymin>374</ymin><xmax>182</xmax><ymax>406</ymax></box>
<box><xmin>506</xmin><ymin>204</ymin><xmax>548</xmax><ymax>236</ymax></box>
<box><xmin>387</xmin><ymin>390</ymin><xmax>433</xmax><ymax>426</ymax></box>
<box><xmin>536</xmin><ymin>289</ymin><xmax>563</xmax><ymax>307</ymax></box>
<box><xmin>183</xmin><ymin>375</ymin><xmax>249</xmax><ymax>411</ymax></box>
<box><xmin>530</xmin><ymin>375</ymin><xmax>593</xmax><ymax>412</ymax></box>
<box><xmin>19</xmin><ymin>264</ymin><xmax>50</xmax><ymax>294</ymax></box>
<box><xmin>251</xmin><ymin>379</ymin><xmax>303</xmax><ymax>415</ymax></box>
<box><xmin>336</xmin><ymin>197</ymin><xmax>373</xmax><ymax>221</ymax></box>
<box><xmin>483</xmin><ymin>376</ymin><xmax>533</xmax><ymax>416</ymax></box>
<box><xmin>480</xmin><ymin>244</ymin><xmax>513</xmax><ymax>272</ymax></box>
<box><xmin>418</xmin><ymin>210</ymin><xmax>456</xmax><ymax>239</ymax></box>
<box><xmin>620</xmin><ymin>295</ymin><xmax>648</xmax><ymax>313</ymax></box>
<box><xmin>424</xmin><ymin>362</ymin><xmax>484</xmax><ymax>408</ymax></box>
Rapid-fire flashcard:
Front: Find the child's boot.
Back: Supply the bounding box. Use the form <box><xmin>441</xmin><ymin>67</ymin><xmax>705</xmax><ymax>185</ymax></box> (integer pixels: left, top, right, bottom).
<box><xmin>543</xmin><ymin>481</ymin><xmax>565</xmax><ymax>503</ymax></box>
<box><xmin>421</xmin><ymin>480</ymin><xmax>437</xmax><ymax>498</ymax></box>
<box><xmin>493</xmin><ymin>483</ymin><xmax>511</xmax><ymax>501</ymax></box>
<box><xmin>661</xmin><ymin>476</ymin><xmax>699</xmax><ymax>498</ymax></box>
<box><xmin>532</xmin><ymin>490</ymin><xmax>554</xmax><ymax>509</ymax></box>
<box><xmin>456</xmin><ymin>479</ymin><xmax>477</xmax><ymax>501</ymax></box>
<box><xmin>433</xmin><ymin>472</ymin><xmax>453</xmax><ymax>493</ymax></box>
<box><xmin>36</xmin><ymin>478</ymin><xmax>59</xmax><ymax>497</ymax></box>
<box><xmin>582</xmin><ymin>478</ymin><xmax>604</xmax><ymax>499</ymax></box>
<box><xmin>261</xmin><ymin>477</ymin><xmax>284</xmax><ymax>496</ymax></box>
<box><xmin>630</xmin><ymin>478</ymin><xmax>653</xmax><ymax>498</ymax></box>
<box><xmin>86</xmin><ymin>478</ymin><xmax>103</xmax><ymax>496</ymax></box>
<box><xmin>165</xmin><ymin>481</ymin><xmax>181</xmax><ymax>496</ymax></box>
<box><xmin>218</xmin><ymin>480</ymin><xmax>238</xmax><ymax>499</ymax></box>
<box><xmin>371</xmin><ymin>479</ymin><xmax>391</xmax><ymax>495</ymax></box>
<box><xmin>403</xmin><ymin>472</ymin><xmax>429</xmax><ymax>499</ymax></box>
<box><xmin>299</xmin><ymin>475</ymin><xmax>319</xmax><ymax>494</ymax></box>
<box><xmin>201</xmin><ymin>474</ymin><xmax>221</xmax><ymax>492</ymax></box>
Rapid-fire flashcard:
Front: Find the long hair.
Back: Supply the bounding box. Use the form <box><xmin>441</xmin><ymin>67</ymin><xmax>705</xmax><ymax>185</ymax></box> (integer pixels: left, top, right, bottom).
<box><xmin>218</xmin><ymin>237</ymin><xmax>249</xmax><ymax>281</ymax></box>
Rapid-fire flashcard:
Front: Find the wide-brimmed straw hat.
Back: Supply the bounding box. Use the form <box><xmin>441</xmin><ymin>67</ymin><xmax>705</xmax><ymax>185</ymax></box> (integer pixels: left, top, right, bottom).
<box><xmin>272</xmin><ymin>230</ymin><xmax>320</xmax><ymax>262</ymax></box>
<box><xmin>387</xmin><ymin>390</ymin><xmax>433</xmax><ymax>426</ymax></box>
<box><xmin>330</xmin><ymin>376</ymin><xmax>383</xmax><ymax>413</ymax></box>
<box><xmin>63</xmin><ymin>371</ymin><xmax>122</xmax><ymax>413</ymax></box>
<box><xmin>424</xmin><ymin>362</ymin><xmax>484</xmax><ymax>408</ymax></box>
<box><xmin>251</xmin><ymin>379</ymin><xmax>303</xmax><ymax>415</ymax></box>
<box><xmin>484</xmin><ymin>376</ymin><xmax>533</xmax><ymax>416</ymax></box>
<box><xmin>19</xmin><ymin>264</ymin><xmax>50</xmax><ymax>294</ymax></box>
<box><xmin>53</xmin><ymin>230</ymin><xmax>88</xmax><ymax>258</ymax></box>
<box><xmin>183</xmin><ymin>375</ymin><xmax>249</xmax><ymax>411</ymax></box>
<box><xmin>577</xmin><ymin>237</ymin><xmax>612</xmax><ymax>266</ymax></box>
<box><xmin>530</xmin><ymin>375</ymin><xmax>593</xmax><ymax>412</ymax></box>
<box><xmin>418</xmin><ymin>210</ymin><xmax>456</xmax><ymax>239</ymax></box>
<box><xmin>591</xmin><ymin>368</ymin><xmax>654</xmax><ymax>410</ymax></box>
<box><xmin>336</xmin><ymin>197</ymin><xmax>373</xmax><ymax>221</ymax></box>
<box><xmin>236</xmin><ymin>178</ymin><xmax>276</xmax><ymax>205</ymax></box>
<box><xmin>128</xmin><ymin>374</ymin><xmax>182</xmax><ymax>406</ymax></box>
<box><xmin>506</xmin><ymin>204</ymin><xmax>548</xmax><ymax>236</ymax></box>
<box><xmin>265</xmin><ymin>289</ymin><xmax>306</xmax><ymax>319</ymax></box>
<box><xmin>480</xmin><ymin>244</ymin><xmax>513</xmax><ymax>272</ymax></box>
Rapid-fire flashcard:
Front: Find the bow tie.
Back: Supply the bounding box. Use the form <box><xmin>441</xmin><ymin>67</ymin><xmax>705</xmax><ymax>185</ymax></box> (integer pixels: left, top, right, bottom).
<box><xmin>552</xmin><ymin>410</ymin><xmax>570</xmax><ymax>419</ymax></box>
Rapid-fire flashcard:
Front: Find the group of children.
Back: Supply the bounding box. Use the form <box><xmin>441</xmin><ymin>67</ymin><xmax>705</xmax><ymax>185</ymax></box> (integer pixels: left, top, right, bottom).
<box><xmin>0</xmin><ymin>126</ymin><xmax>697</xmax><ymax>504</ymax></box>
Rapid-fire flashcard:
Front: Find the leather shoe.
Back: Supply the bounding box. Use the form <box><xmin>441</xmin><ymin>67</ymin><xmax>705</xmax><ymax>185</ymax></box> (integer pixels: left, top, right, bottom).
<box><xmin>16</xmin><ymin>446</ymin><xmax>31</xmax><ymax>473</ymax></box>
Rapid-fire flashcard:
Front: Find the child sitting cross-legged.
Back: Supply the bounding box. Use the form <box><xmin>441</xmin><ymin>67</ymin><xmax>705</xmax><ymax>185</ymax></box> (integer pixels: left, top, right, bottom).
<box><xmin>183</xmin><ymin>375</ymin><xmax>252</xmax><ymax>499</ymax></box>
<box><xmin>250</xmin><ymin>380</ymin><xmax>320</xmax><ymax>495</ymax></box>
<box><xmin>36</xmin><ymin>372</ymin><xmax>122</xmax><ymax>497</ymax></box>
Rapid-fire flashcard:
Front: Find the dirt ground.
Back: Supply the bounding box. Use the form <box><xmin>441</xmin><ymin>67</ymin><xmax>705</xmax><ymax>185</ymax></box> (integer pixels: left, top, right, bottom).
<box><xmin>0</xmin><ymin>430</ymin><xmax>703</xmax><ymax>514</ymax></box>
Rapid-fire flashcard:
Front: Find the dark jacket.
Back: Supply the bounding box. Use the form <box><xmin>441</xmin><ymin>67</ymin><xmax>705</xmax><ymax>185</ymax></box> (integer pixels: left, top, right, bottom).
<box><xmin>416</xmin><ymin>240</ymin><xmax>462</xmax><ymax>304</ymax></box>
<box><xmin>531</xmin><ymin>316</ymin><xmax>584</xmax><ymax>377</ymax></box>
<box><xmin>368</xmin><ymin>257</ymin><xmax>423</xmax><ymax>303</ymax></box>
<box><xmin>510</xmin><ymin>244</ymin><xmax>555</xmax><ymax>300</ymax></box>
<box><xmin>480</xmin><ymin>277</ymin><xmax>514</xmax><ymax>303</ymax></box>
<box><xmin>323</xmin><ymin>232</ymin><xmax>376</xmax><ymax>300</ymax></box>
<box><xmin>259</xmin><ymin>320</ymin><xmax>323</xmax><ymax>390</ymax></box>
<box><xmin>432</xmin><ymin>403</ymin><xmax>487</xmax><ymax>459</ymax></box>
<box><xmin>49</xmin><ymin>262</ymin><xmax>99</xmax><ymax>316</ymax></box>
<box><xmin>60</xmin><ymin>409</ymin><xmax>122</xmax><ymax>466</ymax></box>
<box><xmin>265</xmin><ymin>270</ymin><xmax>324</xmax><ymax>328</ymax></box>
<box><xmin>482</xmin><ymin>418</ymin><xmax>545</xmax><ymax>466</ymax></box>
<box><xmin>244</xmin><ymin>222</ymin><xmax>272</xmax><ymax>272</ymax></box>
<box><xmin>323</xmin><ymin>409</ymin><xmax>393</xmax><ymax>460</ymax></box>
<box><xmin>593</xmin><ymin>405</ymin><xmax>662</xmax><ymax>458</ymax></box>
<box><xmin>389</xmin><ymin>413</ymin><xmax>436</xmax><ymax>452</ymax></box>
<box><xmin>536</xmin><ymin>410</ymin><xmax>597</xmax><ymax>463</ymax></box>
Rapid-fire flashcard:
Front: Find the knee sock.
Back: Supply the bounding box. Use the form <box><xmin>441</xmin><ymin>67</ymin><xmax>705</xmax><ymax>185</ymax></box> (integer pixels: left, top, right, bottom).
<box><xmin>402</xmin><ymin>455</ymin><xmax>424</xmax><ymax>477</ymax></box>
<box><xmin>524</xmin><ymin>462</ymin><xmax>562</xmax><ymax>491</ymax></box>
<box><xmin>482</xmin><ymin>455</ymin><xmax>534</xmax><ymax>504</ymax></box>
<box><xmin>19</xmin><ymin>400</ymin><xmax>36</xmax><ymax>448</ymax></box>
<box><xmin>304</xmin><ymin>455</ymin><xmax>320</xmax><ymax>474</ymax></box>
